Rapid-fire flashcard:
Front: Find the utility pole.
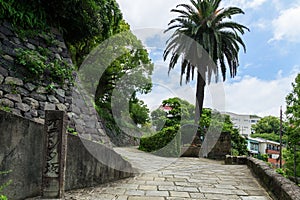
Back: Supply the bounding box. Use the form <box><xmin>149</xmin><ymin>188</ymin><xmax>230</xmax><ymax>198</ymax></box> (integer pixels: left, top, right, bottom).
<box><xmin>279</xmin><ymin>106</ymin><xmax>283</xmax><ymax>168</ymax></box>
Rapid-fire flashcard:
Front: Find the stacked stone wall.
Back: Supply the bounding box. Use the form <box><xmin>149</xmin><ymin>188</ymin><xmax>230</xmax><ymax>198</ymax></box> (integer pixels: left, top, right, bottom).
<box><xmin>0</xmin><ymin>20</ymin><xmax>112</xmax><ymax>146</ymax></box>
<box><xmin>0</xmin><ymin>21</ymin><xmax>73</xmax><ymax>124</ymax></box>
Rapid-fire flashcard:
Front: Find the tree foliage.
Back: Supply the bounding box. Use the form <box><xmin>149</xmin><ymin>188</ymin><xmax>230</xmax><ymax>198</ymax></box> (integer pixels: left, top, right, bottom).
<box><xmin>151</xmin><ymin>97</ymin><xmax>195</xmax><ymax>130</ymax></box>
<box><xmin>252</xmin><ymin>116</ymin><xmax>281</xmax><ymax>135</ymax></box>
<box><xmin>283</xmin><ymin>148</ymin><xmax>300</xmax><ymax>178</ymax></box>
<box><xmin>251</xmin><ymin>133</ymin><xmax>288</xmax><ymax>143</ymax></box>
<box><xmin>284</xmin><ymin>74</ymin><xmax>300</xmax><ymax>181</ymax></box>
<box><xmin>286</xmin><ymin>74</ymin><xmax>300</xmax><ymax>146</ymax></box>
<box><xmin>94</xmin><ymin>31</ymin><xmax>153</xmax><ymax>130</ymax></box>
<box><xmin>129</xmin><ymin>96</ymin><xmax>150</xmax><ymax>125</ymax></box>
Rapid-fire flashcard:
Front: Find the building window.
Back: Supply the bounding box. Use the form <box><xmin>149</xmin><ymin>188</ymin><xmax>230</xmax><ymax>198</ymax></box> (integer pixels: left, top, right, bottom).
<box><xmin>250</xmin><ymin>143</ymin><xmax>259</xmax><ymax>151</ymax></box>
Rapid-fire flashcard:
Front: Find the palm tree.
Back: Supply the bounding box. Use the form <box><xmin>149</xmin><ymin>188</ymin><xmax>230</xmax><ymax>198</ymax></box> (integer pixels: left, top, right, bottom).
<box><xmin>163</xmin><ymin>0</ymin><xmax>249</xmax><ymax>124</ymax></box>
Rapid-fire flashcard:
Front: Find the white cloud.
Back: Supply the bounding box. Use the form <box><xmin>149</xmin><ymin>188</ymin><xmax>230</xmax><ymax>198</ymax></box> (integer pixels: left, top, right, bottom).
<box><xmin>117</xmin><ymin>0</ymin><xmax>267</xmax><ymax>30</ymax></box>
<box><xmin>249</xmin><ymin>19</ymin><xmax>269</xmax><ymax>31</ymax></box>
<box><xmin>247</xmin><ymin>0</ymin><xmax>267</xmax><ymax>8</ymax></box>
<box><xmin>270</xmin><ymin>5</ymin><xmax>300</xmax><ymax>43</ymax></box>
<box><xmin>221</xmin><ymin>69</ymin><xmax>298</xmax><ymax>117</ymax></box>
<box><xmin>139</xmin><ymin>62</ymin><xmax>196</xmax><ymax>111</ymax></box>
<box><xmin>222</xmin><ymin>0</ymin><xmax>267</xmax><ymax>10</ymax></box>
<box><xmin>117</xmin><ymin>0</ymin><xmax>188</xmax><ymax>29</ymax></box>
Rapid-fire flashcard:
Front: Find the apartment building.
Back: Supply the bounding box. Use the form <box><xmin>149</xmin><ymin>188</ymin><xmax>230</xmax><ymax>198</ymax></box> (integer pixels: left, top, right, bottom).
<box><xmin>223</xmin><ymin>112</ymin><xmax>261</xmax><ymax>137</ymax></box>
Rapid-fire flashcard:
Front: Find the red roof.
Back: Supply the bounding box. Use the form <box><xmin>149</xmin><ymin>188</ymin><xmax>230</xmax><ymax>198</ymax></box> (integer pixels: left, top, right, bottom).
<box><xmin>160</xmin><ymin>105</ymin><xmax>172</xmax><ymax>111</ymax></box>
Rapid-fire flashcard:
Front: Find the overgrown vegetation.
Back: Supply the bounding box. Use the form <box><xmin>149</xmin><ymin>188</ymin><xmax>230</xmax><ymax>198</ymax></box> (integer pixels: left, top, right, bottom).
<box><xmin>0</xmin><ymin>0</ymin><xmax>48</xmax><ymax>37</ymax></box>
<box><xmin>0</xmin><ymin>0</ymin><xmax>125</xmax><ymax>67</ymax></box>
<box><xmin>15</xmin><ymin>48</ymin><xmax>74</xmax><ymax>84</ymax></box>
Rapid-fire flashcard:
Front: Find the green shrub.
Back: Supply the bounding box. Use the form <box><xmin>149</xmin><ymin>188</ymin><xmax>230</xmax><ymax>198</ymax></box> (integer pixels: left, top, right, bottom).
<box><xmin>139</xmin><ymin>125</ymin><xmax>181</xmax><ymax>157</ymax></box>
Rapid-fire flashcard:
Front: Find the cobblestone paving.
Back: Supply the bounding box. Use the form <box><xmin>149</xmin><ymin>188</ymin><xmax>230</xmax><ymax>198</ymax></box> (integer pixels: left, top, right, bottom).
<box><xmin>65</xmin><ymin>147</ymin><xmax>273</xmax><ymax>200</ymax></box>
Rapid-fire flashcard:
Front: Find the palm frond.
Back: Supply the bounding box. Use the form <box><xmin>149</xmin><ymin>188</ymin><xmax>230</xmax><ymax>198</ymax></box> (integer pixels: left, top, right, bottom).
<box><xmin>164</xmin><ymin>0</ymin><xmax>249</xmax><ymax>83</ymax></box>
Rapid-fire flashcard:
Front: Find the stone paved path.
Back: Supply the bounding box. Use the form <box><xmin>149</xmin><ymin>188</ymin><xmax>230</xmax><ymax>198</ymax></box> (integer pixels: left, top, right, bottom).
<box><xmin>65</xmin><ymin>147</ymin><xmax>273</xmax><ymax>200</ymax></box>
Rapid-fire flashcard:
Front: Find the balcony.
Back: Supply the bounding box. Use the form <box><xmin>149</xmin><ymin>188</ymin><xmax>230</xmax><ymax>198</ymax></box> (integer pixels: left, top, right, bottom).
<box><xmin>266</xmin><ymin>149</ymin><xmax>280</xmax><ymax>154</ymax></box>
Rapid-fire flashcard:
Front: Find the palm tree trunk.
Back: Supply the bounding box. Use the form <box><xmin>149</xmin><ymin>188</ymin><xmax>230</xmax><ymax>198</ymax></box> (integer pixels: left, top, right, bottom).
<box><xmin>195</xmin><ymin>72</ymin><xmax>206</xmax><ymax>125</ymax></box>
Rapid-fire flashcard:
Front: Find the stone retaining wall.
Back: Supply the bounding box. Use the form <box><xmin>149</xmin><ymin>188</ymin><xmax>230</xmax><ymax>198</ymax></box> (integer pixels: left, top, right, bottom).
<box><xmin>0</xmin><ymin>110</ymin><xmax>134</xmax><ymax>200</ymax></box>
<box><xmin>0</xmin><ymin>20</ymin><xmax>72</xmax><ymax>124</ymax></box>
<box><xmin>204</xmin><ymin>132</ymin><xmax>231</xmax><ymax>160</ymax></box>
<box><xmin>247</xmin><ymin>157</ymin><xmax>300</xmax><ymax>200</ymax></box>
<box><xmin>0</xmin><ymin>20</ymin><xmax>113</xmax><ymax>147</ymax></box>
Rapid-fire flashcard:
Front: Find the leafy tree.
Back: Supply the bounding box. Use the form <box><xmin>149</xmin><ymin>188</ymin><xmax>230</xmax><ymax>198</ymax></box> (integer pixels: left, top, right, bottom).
<box><xmin>231</xmin><ymin>128</ymin><xmax>248</xmax><ymax>156</ymax></box>
<box><xmin>95</xmin><ymin>46</ymin><xmax>153</xmax><ymax>108</ymax></box>
<box><xmin>43</xmin><ymin>0</ymin><xmax>122</xmax><ymax>42</ymax></box>
<box><xmin>251</xmin><ymin>133</ymin><xmax>288</xmax><ymax>143</ymax></box>
<box><xmin>285</xmin><ymin>73</ymin><xmax>300</xmax><ymax>182</ymax></box>
<box><xmin>151</xmin><ymin>97</ymin><xmax>195</xmax><ymax>130</ymax></box>
<box><xmin>94</xmin><ymin>31</ymin><xmax>154</xmax><ymax>129</ymax></box>
<box><xmin>283</xmin><ymin>148</ymin><xmax>300</xmax><ymax>178</ymax></box>
<box><xmin>286</xmin><ymin>74</ymin><xmax>300</xmax><ymax>146</ymax></box>
<box><xmin>0</xmin><ymin>0</ymin><xmax>47</xmax><ymax>31</ymax></box>
<box><xmin>151</xmin><ymin>108</ymin><xmax>167</xmax><ymax>131</ymax></box>
<box><xmin>252</xmin><ymin>116</ymin><xmax>281</xmax><ymax>135</ymax></box>
<box><xmin>222</xmin><ymin>115</ymin><xmax>248</xmax><ymax>156</ymax></box>
<box><xmin>163</xmin><ymin>0</ymin><xmax>249</xmax><ymax>124</ymax></box>
<box><xmin>41</xmin><ymin>0</ymin><xmax>124</xmax><ymax>66</ymax></box>
<box><xmin>129</xmin><ymin>96</ymin><xmax>150</xmax><ymax>125</ymax></box>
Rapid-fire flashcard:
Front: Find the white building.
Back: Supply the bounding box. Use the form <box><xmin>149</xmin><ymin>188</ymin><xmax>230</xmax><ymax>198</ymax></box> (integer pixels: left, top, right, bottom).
<box><xmin>223</xmin><ymin>112</ymin><xmax>261</xmax><ymax>137</ymax></box>
<box><xmin>247</xmin><ymin>137</ymin><xmax>282</xmax><ymax>167</ymax></box>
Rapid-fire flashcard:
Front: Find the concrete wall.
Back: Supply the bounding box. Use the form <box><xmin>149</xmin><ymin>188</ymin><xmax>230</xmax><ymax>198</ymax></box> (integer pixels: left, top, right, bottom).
<box><xmin>0</xmin><ymin>111</ymin><xmax>134</xmax><ymax>200</ymax></box>
<box><xmin>0</xmin><ymin>110</ymin><xmax>44</xmax><ymax>199</ymax></box>
<box><xmin>66</xmin><ymin>134</ymin><xmax>134</xmax><ymax>190</ymax></box>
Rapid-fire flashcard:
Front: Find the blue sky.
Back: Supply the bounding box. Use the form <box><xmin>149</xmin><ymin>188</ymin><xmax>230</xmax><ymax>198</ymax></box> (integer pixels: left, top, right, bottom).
<box><xmin>116</xmin><ymin>0</ymin><xmax>300</xmax><ymax>117</ymax></box>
